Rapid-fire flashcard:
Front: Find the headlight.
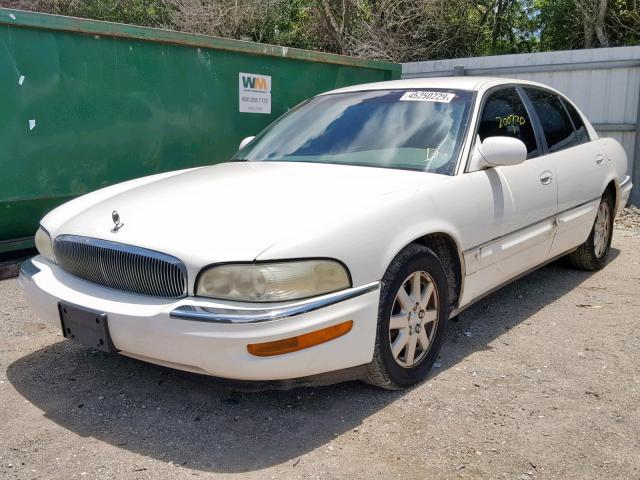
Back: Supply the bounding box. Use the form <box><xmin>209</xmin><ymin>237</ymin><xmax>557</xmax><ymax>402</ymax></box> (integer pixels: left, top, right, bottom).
<box><xmin>196</xmin><ymin>260</ymin><xmax>351</xmax><ymax>302</ymax></box>
<box><xmin>34</xmin><ymin>227</ymin><xmax>56</xmax><ymax>263</ymax></box>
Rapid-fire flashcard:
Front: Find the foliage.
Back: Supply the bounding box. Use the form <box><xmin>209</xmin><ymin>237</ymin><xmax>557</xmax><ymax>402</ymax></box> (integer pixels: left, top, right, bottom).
<box><xmin>1</xmin><ymin>0</ymin><xmax>638</xmax><ymax>60</ymax></box>
<box><xmin>4</xmin><ymin>0</ymin><xmax>169</xmax><ymax>26</ymax></box>
<box><xmin>536</xmin><ymin>0</ymin><xmax>584</xmax><ymax>50</ymax></box>
<box><xmin>537</xmin><ymin>0</ymin><xmax>640</xmax><ymax>49</ymax></box>
<box><xmin>475</xmin><ymin>0</ymin><xmax>541</xmax><ymax>54</ymax></box>
<box><xmin>606</xmin><ymin>0</ymin><xmax>640</xmax><ymax>45</ymax></box>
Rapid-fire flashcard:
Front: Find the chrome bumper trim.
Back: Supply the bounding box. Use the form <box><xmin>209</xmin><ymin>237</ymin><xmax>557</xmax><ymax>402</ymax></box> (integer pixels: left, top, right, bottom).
<box><xmin>170</xmin><ymin>281</ymin><xmax>381</xmax><ymax>324</ymax></box>
<box><xmin>19</xmin><ymin>258</ymin><xmax>40</xmax><ymax>279</ymax></box>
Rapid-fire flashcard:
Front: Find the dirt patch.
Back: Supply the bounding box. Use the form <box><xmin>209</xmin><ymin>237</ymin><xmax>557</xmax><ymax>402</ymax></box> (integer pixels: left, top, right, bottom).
<box><xmin>615</xmin><ymin>205</ymin><xmax>640</xmax><ymax>232</ymax></box>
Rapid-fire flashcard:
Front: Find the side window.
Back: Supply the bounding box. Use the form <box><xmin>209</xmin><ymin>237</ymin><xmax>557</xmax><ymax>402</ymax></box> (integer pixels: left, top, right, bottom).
<box><xmin>523</xmin><ymin>88</ymin><xmax>579</xmax><ymax>153</ymax></box>
<box><xmin>561</xmin><ymin>98</ymin><xmax>590</xmax><ymax>144</ymax></box>
<box><xmin>478</xmin><ymin>88</ymin><xmax>539</xmax><ymax>158</ymax></box>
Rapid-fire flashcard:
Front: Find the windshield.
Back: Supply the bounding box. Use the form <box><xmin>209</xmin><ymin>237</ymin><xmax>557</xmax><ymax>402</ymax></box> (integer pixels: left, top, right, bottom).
<box><xmin>234</xmin><ymin>89</ymin><xmax>473</xmax><ymax>175</ymax></box>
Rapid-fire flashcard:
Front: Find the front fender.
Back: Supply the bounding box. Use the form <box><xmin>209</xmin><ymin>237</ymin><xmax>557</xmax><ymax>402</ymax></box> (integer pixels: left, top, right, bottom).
<box><xmin>258</xmin><ymin>179</ymin><xmax>471</xmax><ymax>289</ymax></box>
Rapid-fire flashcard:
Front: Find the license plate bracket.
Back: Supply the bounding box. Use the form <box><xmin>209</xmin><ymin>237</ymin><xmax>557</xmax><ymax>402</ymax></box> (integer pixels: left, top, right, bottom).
<box><xmin>58</xmin><ymin>302</ymin><xmax>116</xmax><ymax>353</ymax></box>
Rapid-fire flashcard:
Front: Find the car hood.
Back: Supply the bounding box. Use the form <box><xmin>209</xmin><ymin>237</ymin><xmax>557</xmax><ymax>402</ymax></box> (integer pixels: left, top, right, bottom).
<box><xmin>51</xmin><ymin>161</ymin><xmax>447</xmax><ymax>268</ymax></box>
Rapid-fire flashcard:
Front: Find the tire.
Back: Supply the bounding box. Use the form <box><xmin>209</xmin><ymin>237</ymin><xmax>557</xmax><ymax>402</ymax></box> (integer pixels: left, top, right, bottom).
<box><xmin>566</xmin><ymin>192</ymin><xmax>614</xmax><ymax>271</ymax></box>
<box><xmin>364</xmin><ymin>244</ymin><xmax>449</xmax><ymax>390</ymax></box>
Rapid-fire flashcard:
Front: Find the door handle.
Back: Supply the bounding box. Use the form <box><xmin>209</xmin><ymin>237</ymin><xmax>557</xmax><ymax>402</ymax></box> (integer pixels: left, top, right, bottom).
<box><xmin>595</xmin><ymin>154</ymin><xmax>606</xmax><ymax>166</ymax></box>
<box><xmin>540</xmin><ymin>170</ymin><xmax>553</xmax><ymax>185</ymax></box>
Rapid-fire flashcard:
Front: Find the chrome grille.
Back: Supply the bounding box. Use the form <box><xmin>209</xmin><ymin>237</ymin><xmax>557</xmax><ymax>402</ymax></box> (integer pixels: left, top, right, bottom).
<box><xmin>53</xmin><ymin>235</ymin><xmax>187</xmax><ymax>298</ymax></box>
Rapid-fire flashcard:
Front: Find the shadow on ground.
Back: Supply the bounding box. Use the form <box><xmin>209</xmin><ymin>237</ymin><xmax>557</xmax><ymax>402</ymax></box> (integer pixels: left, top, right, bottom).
<box><xmin>6</xmin><ymin>251</ymin><xmax>617</xmax><ymax>473</ymax></box>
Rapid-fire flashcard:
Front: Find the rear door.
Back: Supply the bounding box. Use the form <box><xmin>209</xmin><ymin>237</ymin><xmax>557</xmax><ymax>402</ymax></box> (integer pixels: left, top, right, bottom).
<box><xmin>521</xmin><ymin>88</ymin><xmax>603</xmax><ymax>257</ymax></box>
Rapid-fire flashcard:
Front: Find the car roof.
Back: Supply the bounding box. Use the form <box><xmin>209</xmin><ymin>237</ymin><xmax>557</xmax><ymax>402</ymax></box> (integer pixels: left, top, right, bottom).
<box><xmin>320</xmin><ymin>76</ymin><xmax>552</xmax><ymax>95</ymax></box>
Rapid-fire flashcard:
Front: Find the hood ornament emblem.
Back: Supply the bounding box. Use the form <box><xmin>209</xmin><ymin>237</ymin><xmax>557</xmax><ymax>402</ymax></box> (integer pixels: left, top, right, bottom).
<box><xmin>111</xmin><ymin>210</ymin><xmax>124</xmax><ymax>232</ymax></box>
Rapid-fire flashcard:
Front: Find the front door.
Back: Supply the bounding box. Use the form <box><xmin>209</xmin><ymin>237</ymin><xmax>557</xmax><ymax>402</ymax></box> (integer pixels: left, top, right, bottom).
<box><xmin>460</xmin><ymin>87</ymin><xmax>558</xmax><ymax>303</ymax></box>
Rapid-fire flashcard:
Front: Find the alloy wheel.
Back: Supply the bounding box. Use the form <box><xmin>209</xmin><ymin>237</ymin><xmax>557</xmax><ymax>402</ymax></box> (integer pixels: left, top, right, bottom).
<box><xmin>388</xmin><ymin>271</ymin><xmax>439</xmax><ymax>368</ymax></box>
<box><xmin>593</xmin><ymin>202</ymin><xmax>611</xmax><ymax>258</ymax></box>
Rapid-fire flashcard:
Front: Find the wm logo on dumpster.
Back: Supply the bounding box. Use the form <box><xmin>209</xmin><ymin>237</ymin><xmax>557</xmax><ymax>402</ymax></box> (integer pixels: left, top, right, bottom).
<box><xmin>241</xmin><ymin>74</ymin><xmax>269</xmax><ymax>91</ymax></box>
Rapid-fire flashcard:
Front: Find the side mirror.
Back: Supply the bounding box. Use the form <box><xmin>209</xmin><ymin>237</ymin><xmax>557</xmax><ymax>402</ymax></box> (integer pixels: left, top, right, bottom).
<box><xmin>469</xmin><ymin>137</ymin><xmax>527</xmax><ymax>171</ymax></box>
<box><xmin>238</xmin><ymin>136</ymin><xmax>255</xmax><ymax>150</ymax></box>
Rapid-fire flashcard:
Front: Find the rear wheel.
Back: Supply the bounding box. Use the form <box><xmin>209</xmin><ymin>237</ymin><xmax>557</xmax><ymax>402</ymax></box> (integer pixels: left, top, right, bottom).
<box><xmin>566</xmin><ymin>192</ymin><xmax>614</xmax><ymax>271</ymax></box>
<box><xmin>364</xmin><ymin>244</ymin><xmax>449</xmax><ymax>390</ymax></box>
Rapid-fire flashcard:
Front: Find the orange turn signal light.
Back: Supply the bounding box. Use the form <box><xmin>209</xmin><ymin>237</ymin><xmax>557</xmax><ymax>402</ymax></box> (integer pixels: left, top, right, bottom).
<box><xmin>247</xmin><ymin>320</ymin><xmax>354</xmax><ymax>357</ymax></box>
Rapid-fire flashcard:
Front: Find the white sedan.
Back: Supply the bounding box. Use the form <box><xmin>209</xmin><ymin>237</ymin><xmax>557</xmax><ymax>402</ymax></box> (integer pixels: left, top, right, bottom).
<box><xmin>20</xmin><ymin>77</ymin><xmax>632</xmax><ymax>389</ymax></box>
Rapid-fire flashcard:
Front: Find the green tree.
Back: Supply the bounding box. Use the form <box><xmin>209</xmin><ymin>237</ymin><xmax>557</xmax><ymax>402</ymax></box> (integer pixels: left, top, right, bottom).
<box><xmin>536</xmin><ymin>0</ymin><xmax>639</xmax><ymax>50</ymax></box>
<box><xmin>536</xmin><ymin>0</ymin><xmax>584</xmax><ymax>50</ymax></box>
<box><xmin>608</xmin><ymin>0</ymin><xmax>640</xmax><ymax>45</ymax></box>
<box><xmin>474</xmin><ymin>0</ymin><xmax>540</xmax><ymax>55</ymax></box>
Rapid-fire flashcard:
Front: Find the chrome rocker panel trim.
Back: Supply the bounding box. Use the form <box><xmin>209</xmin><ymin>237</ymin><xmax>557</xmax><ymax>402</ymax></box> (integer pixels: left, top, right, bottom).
<box><xmin>462</xmin><ymin>195</ymin><xmax>601</xmax><ymax>255</ymax></box>
<box><xmin>170</xmin><ymin>281</ymin><xmax>381</xmax><ymax>324</ymax></box>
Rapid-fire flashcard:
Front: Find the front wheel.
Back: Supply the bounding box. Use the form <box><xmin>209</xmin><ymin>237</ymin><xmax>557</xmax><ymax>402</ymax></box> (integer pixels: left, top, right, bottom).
<box><xmin>364</xmin><ymin>244</ymin><xmax>449</xmax><ymax>390</ymax></box>
<box><xmin>566</xmin><ymin>192</ymin><xmax>614</xmax><ymax>271</ymax></box>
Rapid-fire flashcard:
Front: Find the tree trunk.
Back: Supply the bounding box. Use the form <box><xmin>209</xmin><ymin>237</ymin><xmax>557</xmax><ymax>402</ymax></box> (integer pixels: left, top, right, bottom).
<box><xmin>594</xmin><ymin>0</ymin><xmax>610</xmax><ymax>46</ymax></box>
<box><xmin>491</xmin><ymin>0</ymin><xmax>504</xmax><ymax>50</ymax></box>
<box><xmin>582</xmin><ymin>11</ymin><xmax>594</xmax><ymax>47</ymax></box>
<box><xmin>319</xmin><ymin>0</ymin><xmax>346</xmax><ymax>53</ymax></box>
<box><xmin>576</xmin><ymin>0</ymin><xmax>610</xmax><ymax>48</ymax></box>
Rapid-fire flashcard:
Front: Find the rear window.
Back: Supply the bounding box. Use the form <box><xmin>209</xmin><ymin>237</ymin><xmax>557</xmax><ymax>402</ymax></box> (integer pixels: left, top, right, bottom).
<box><xmin>562</xmin><ymin>99</ymin><xmax>590</xmax><ymax>144</ymax></box>
<box><xmin>523</xmin><ymin>88</ymin><xmax>579</xmax><ymax>153</ymax></box>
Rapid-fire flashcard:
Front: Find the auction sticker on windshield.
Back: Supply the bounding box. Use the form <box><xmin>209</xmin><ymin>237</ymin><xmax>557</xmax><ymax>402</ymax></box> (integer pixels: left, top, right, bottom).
<box><xmin>400</xmin><ymin>91</ymin><xmax>455</xmax><ymax>103</ymax></box>
<box><xmin>239</xmin><ymin>72</ymin><xmax>271</xmax><ymax>114</ymax></box>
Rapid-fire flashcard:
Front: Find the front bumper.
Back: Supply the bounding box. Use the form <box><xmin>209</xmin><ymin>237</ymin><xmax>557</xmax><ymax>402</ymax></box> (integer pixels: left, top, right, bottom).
<box><xmin>19</xmin><ymin>256</ymin><xmax>380</xmax><ymax>381</ymax></box>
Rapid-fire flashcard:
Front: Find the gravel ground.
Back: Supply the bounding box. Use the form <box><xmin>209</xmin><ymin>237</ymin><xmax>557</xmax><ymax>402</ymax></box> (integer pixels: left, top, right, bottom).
<box><xmin>1</xmin><ymin>210</ymin><xmax>639</xmax><ymax>480</ymax></box>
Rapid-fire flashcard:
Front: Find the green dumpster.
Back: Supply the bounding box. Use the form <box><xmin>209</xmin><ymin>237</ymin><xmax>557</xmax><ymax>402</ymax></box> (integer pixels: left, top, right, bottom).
<box><xmin>0</xmin><ymin>8</ymin><xmax>400</xmax><ymax>253</ymax></box>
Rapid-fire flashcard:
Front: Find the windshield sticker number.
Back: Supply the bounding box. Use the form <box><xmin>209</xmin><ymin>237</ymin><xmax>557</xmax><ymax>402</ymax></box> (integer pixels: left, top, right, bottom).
<box><xmin>400</xmin><ymin>91</ymin><xmax>455</xmax><ymax>103</ymax></box>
